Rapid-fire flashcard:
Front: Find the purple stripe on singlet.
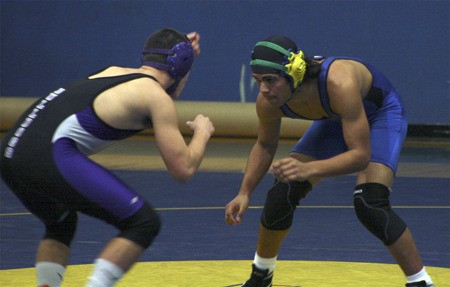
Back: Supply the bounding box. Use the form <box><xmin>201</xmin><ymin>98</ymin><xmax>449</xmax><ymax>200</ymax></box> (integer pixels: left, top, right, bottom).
<box><xmin>76</xmin><ymin>106</ymin><xmax>140</xmax><ymax>140</ymax></box>
<box><xmin>52</xmin><ymin>137</ymin><xmax>144</xmax><ymax>220</ymax></box>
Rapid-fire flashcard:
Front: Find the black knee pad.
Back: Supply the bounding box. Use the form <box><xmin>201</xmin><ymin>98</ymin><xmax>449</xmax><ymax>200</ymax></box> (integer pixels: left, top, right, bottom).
<box><xmin>261</xmin><ymin>180</ymin><xmax>312</xmax><ymax>230</ymax></box>
<box><xmin>353</xmin><ymin>183</ymin><xmax>407</xmax><ymax>246</ymax></box>
<box><xmin>117</xmin><ymin>202</ymin><xmax>161</xmax><ymax>249</ymax></box>
<box><xmin>43</xmin><ymin>211</ymin><xmax>78</xmax><ymax>247</ymax></box>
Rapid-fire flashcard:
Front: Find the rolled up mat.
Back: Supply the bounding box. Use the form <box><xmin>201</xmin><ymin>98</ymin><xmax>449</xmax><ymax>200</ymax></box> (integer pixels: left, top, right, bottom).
<box><xmin>0</xmin><ymin>97</ymin><xmax>310</xmax><ymax>138</ymax></box>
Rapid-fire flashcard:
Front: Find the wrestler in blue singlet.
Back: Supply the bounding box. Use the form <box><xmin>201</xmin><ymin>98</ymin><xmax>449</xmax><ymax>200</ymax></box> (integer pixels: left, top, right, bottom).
<box><xmin>283</xmin><ymin>57</ymin><xmax>408</xmax><ymax>173</ymax></box>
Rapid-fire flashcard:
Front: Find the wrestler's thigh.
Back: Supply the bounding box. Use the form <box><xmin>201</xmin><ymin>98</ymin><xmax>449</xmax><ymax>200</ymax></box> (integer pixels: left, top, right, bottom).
<box><xmin>356</xmin><ymin>162</ymin><xmax>395</xmax><ymax>187</ymax></box>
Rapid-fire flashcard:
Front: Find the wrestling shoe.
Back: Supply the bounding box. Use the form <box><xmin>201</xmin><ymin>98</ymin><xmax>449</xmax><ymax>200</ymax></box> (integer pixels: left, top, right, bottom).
<box><xmin>241</xmin><ymin>264</ymin><xmax>273</xmax><ymax>287</ymax></box>
<box><xmin>405</xmin><ymin>281</ymin><xmax>435</xmax><ymax>287</ymax></box>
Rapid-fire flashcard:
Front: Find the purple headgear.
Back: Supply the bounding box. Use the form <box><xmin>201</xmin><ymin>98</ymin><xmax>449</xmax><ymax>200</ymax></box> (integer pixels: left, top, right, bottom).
<box><xmin>141</xmin><ymin>41</ymin><xmax>194</xmax><ymax>94</ymax></box>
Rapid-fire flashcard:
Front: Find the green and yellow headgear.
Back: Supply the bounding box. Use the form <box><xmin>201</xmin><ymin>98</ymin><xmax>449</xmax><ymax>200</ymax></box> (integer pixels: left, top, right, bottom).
<box><xmin>250</xmin><ymin>36</ymin><xmax>306</xmax><ymax>91</ymax></box>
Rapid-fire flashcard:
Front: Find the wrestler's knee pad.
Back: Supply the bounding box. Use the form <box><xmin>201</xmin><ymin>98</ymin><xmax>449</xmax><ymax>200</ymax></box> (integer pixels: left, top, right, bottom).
<box><xmin>117</xmin><ymin>202</ymin><xmax>161</xmax><ymax>249</ymax></box>
<box><xmin>261</xmin><ymin>180</ymin><xmax>312</xmax><ymax>230</ymax></box>
<box><xmin>353</xmin><ymin>183</ymin><xmax>407</xmax><ymax>246</ymax></box>
<box><xmin>43</xmin><ymin>211</ymin><xmax>78</xmax><ymax>247</ymax></box>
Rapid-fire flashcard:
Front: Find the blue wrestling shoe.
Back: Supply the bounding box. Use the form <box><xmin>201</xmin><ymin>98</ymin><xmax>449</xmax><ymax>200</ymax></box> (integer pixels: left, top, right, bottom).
<box><xmin>405</xmin><ymin>281</ymin><xmax>435</xmax><ymax>287</ymax></box>
<box><xmin>241</xmin><ymin>264</ymin><xmax>273</xmax><ymax>287</ymax></box>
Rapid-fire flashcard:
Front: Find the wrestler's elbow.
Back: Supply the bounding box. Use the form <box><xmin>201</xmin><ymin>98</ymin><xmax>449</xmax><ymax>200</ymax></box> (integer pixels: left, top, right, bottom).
<box><xmin>169</xmin><ymin>167</ymin><xmax>196</xmax><ymax>183</ymax></box>
<box><xmin>356</xmin><ymin>152</ymin><xmax>371</xmax><ymax>171</ymax></box>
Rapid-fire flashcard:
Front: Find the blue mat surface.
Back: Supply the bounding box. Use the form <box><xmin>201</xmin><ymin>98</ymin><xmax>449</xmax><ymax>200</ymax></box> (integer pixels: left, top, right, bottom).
<box><xmin>1</xmin><ymin>171</ymin><xmax>449</xmax><ymax>269</ymax></box>
<box><xmin>0</xmin><ymin>170</ymin><xmax>450</xmax><ymax>269</ymax></box>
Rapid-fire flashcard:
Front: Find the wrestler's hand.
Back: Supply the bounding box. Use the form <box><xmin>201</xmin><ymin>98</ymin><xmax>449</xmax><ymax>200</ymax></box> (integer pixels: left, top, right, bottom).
<box><xmin>186</xmin><ymin>114</ymin><xmax>215</xmax><ymax>138</ymax></box>
<box><xmin>272</xmin><ymin>157</ymin><xmax>313</xmax><ymax>182</ymax></box>
<box><xmin>225</xmin><ymin>194</ymin><xmax>250</xmax><ymax>225</ymax></box>
<box><xmin>187</xmin><ymin>32</ymin><xmax>201</xmax><ymax>56</ymax></box>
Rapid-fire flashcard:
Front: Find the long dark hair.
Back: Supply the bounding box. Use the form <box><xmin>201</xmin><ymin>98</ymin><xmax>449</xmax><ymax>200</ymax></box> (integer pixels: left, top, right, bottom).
<box><xmin>303</xmin><ymin>55</ymin><xmax>322</xmax><ymax>82</ymax></box>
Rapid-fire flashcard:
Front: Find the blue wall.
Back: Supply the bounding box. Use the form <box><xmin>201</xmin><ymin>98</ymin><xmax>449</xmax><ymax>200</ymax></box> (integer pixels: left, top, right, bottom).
<box><xmin>1</xmin><ymin>0</ymin><xmax>448</xmax><ymax>125</ymax></box>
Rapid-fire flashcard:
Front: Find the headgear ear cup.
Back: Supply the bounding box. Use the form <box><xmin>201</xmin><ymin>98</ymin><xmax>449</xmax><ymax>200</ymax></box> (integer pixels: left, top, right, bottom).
<box><xmin>285</xmin><ymin>51</ymin><xmax>306</xmax><ymax>89</ymax></box>
<box><xmin>166</xmin><ymin>42</ymin><xmax>194</xmax><ymax>79</ymax></box>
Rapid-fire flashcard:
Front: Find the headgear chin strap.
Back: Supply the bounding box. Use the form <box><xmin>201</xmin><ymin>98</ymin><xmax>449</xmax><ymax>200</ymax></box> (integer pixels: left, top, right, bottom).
<box><xmin>142</xmin><ymin>41</ymin><xmax>194</xmax><ymax>94</ymax></box>
<box><xmin>250</xmin><ymin>41</ymin><xmax>306</xmax><ymax>91</ymax></box>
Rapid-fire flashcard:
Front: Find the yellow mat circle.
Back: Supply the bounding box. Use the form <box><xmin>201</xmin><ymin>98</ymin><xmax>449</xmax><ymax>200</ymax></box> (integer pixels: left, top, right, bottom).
<box><xmin>1</xmin><ymin>260</ymin><xmax>448</xmax><ymax>287</ymax></box>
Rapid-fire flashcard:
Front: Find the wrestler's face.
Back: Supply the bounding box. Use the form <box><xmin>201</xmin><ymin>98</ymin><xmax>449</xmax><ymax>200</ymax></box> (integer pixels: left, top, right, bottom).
<box><xmin>252</xmin><ymin>73</ymin><xmax>292</xmax><ymax>107</ymax></box>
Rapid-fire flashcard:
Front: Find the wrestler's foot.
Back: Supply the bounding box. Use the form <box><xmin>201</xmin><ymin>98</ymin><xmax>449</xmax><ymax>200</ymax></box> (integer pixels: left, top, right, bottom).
<box><xmin>405</xmin><ymin>281</ymin><xmax>435</xmax><ymax>287</ymax></box>
<box><xmin>241</xmin><ymin>264</ymin><xmax>273</xmax><ymax>287</ymax></box>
